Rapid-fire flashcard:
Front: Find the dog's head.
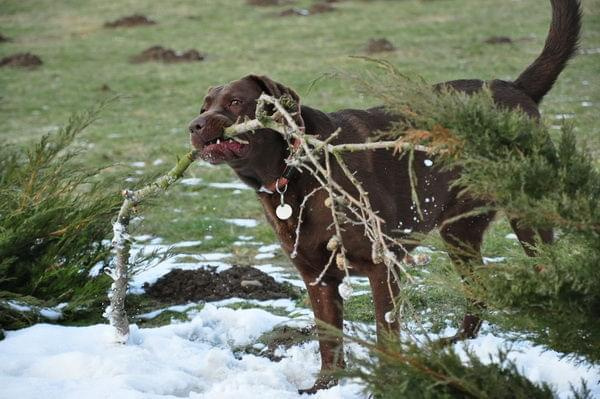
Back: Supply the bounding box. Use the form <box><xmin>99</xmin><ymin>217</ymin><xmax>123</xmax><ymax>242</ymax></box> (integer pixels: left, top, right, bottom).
<box><xmin>188</xmin><ymin>75</ymin><xmax>302</xmax><ymax>165</ymax></box>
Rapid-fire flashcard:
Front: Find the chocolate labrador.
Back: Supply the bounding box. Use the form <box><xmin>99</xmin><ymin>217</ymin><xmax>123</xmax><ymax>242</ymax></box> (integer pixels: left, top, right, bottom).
<box><xmin>188</xmin><ymin>0</ymin><xmax>581</xmax><ymax>393</ymax></box>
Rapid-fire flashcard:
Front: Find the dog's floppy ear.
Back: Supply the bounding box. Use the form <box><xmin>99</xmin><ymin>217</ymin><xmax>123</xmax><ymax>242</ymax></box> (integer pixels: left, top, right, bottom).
<box><xmin>245</xmin><ymin>74</ymin><xmax>304</xmax><ymax>130</ymax></box>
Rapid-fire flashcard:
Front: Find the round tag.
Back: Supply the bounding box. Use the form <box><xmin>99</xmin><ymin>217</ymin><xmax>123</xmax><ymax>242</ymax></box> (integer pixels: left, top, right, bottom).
<box><xmin>276</xmin><ymin>204</ymin><xmax>293</xmax><ymax>220</ymax></box>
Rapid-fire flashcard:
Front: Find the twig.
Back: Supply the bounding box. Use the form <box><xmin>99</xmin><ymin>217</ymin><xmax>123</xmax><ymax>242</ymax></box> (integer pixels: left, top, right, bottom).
<box><xmin>291</xmin><ymin>186</ymin><xmax>323</xmax><ymax>258</ymax></box>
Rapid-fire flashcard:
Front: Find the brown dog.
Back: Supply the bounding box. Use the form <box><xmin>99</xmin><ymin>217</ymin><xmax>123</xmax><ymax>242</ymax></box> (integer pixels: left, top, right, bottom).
<box><xmin>188</xmin><ymin>0</ymin><xmax>581</xmax><ymax>393</ymax></box>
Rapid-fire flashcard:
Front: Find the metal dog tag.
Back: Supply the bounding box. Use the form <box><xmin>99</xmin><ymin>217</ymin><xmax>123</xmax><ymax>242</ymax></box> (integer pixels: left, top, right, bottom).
<box><xmin>276</xmin><ymin>203</ymin><xmax>293</xmax><ymax>220</ymax></box>
<box><xmin>275</xmin><ymin>179</ymin><xmax>292</xmax><ymax>220</ymax></box>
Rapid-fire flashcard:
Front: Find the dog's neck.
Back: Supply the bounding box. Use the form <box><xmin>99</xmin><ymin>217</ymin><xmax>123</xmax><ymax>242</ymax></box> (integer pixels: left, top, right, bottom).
<box><xmin>229</xmin><ymin>105</ymin><xmax>338</xmax><ymax>194</ymax></box>
<box><xmin>226</xmin><ymin>130</ymin><xmax>288</xmax><ymax>193</ymax></box>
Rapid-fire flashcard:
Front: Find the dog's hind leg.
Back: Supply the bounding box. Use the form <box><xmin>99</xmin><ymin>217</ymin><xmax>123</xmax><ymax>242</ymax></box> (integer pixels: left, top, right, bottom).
<box><xmin>509</xmin><ymin>218</ymin><xmax>553</xmax><ymax>257</ymax></box>
<box><xmin>367</xmin><ymin>263</ymin><xmax>400</xmax><ymax>340</ymax></box>
<box><xmin>439</xmin><ymin>209</ymin><xmax>496</xmax><ymax>341</ymax></box>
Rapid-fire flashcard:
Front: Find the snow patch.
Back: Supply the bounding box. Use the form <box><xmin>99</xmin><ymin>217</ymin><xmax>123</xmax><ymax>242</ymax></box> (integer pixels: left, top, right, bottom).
<box><xmin>0</xmin><ymin>305</ymin><xmax>365</xmax><ymax>398</ymax></box>
<box><xmin>180</xmin><ymin>177</ymin><xmax>203</xmax><ymax>186</ymax></box>
<box><xmin>258</xmin><ymin>244</ymin><xmax>280</xmax><ymax>253</ymax></box>
<box><xmin>172</xmin><ymin>240</ymin><xmax>203</xmax><ymax>248</ymax></box>
<box><xmin>225</xmin><ymin>218</ymin><xmax>259</xmax><ymax>228</ymax></box>
<box><xmin>1</xmin><ymin>303</ymin><xmax>598</xmax><ymax>398</ymax></box>
<box><xmin>136</xmin><ymin>303</ymin><xmax>200</xmax><ymax>320</ymax></box>
<box><xmin>253</xmin><ymin>264</ymin><xmax>306</xmax><ymax>289</ymax></box>
<box><xmin>5</xmin><ymin>300</ymin><xmax>32</xmax><ymax>312</ymax></box>
<box><xmin>209</xmin><ymin>182</ymin><xmax>250</xmax><ymax>190</ymax></box>
<box><xmin>39</xmin><ymin>308</ymin><xmax>62</xmax><ymax>321</ymax></box>
<box><xmin>452</xmin><ymin>327</ymin><xmax>600</xmax><ymax>398</ymax></box>
<box><xmin>483</xmin><ymin>256</ymin><xmax>506</xmax><ymax>264</ymax></box>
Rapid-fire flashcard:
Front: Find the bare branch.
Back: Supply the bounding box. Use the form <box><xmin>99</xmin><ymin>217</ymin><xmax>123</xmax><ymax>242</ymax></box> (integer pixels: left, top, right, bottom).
<box><xmin>106</xmin><ymin>151</ymin><xmax>197</xmax><ymax>342</ymax></box>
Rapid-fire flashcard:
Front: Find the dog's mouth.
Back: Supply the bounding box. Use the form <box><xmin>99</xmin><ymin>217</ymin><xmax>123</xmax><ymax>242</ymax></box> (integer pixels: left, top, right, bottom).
<box><xmin>195</xmin><ymin>134</ymin><xmax>250</xmax><ymax>164</ymax></box>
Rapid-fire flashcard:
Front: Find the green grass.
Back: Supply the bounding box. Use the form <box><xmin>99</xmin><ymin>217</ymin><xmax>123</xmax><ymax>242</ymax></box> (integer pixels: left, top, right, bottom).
<box><xmin>1</xmin><ymin>0</ymin><xmax>599</xmax><ymax>324</ymax></box>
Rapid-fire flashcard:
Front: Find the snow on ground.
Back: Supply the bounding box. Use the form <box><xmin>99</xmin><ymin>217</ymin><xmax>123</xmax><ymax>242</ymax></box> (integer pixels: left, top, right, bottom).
<box><xmin>3</xmin><ymin>300</ymin><xmax>66</xmax><ymax>321</ymax></box>
<box><xmin>453</xmin><ymin>327</ymin><xmax>600</xmax><ymax>398</ymax></box>
<box><xmin>1</xmin><ymin>300</ymin><xmax>599</xmax><ymax>398</ymax></box>
<box><xmin>0</xmin><ymin>304</ymin><xmax>364</xmax><ymax>399</ymax></box>
<box><xmin>208</xmin><ymin>182</ymin><xmax>250</xmax><ymax>190</ymax></box>
<box><xmin>224</xmin><ymin>218</ymin><xmax>259</xmax><ymax>228</ymax></box>
<box><xmin>180</xmin><ymin>177</ymin><xmax>204</xmax><ymax>186</ymax></box>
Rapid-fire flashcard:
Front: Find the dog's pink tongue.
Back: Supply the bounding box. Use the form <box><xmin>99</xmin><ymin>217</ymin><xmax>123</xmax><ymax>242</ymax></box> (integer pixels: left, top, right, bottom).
<box><xmin>224</xmin><ymin>140</ymin><xmax>243</xmax><ymax>154</ymax></box>
<box><xmin>208</xmin><ymin>139</ymin><xmax>245</xmax><ymax>157</ymax></box>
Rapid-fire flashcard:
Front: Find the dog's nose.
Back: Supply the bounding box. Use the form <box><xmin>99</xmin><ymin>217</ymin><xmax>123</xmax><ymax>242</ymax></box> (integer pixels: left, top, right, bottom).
<box><xmin>188</xmin><ymin>116</ymin><xmax>206</xmax><ymax>135</ymax></box>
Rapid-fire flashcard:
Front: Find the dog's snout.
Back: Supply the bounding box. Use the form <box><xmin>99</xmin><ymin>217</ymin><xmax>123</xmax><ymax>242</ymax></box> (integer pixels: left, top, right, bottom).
<box><xmin>188</xmin><ymin>116</ymin><xmax>205</xmax><ymax>135</ymax></box>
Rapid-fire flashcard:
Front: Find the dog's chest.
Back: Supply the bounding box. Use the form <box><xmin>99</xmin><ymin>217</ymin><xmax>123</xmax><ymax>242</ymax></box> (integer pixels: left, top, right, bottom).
<box><xmin>257</xmin><ymin>190</ymin><xmax>371</xmax><ymax>265</ymax></box>
<box><xmin>258</xmin><ymin>193</ymin><xmax>300</xmax><ymax>254</ymax></box>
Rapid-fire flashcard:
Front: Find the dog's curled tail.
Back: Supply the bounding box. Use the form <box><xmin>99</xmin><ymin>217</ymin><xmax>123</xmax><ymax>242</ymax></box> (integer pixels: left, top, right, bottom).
<box><xmin>513</xmin><ymin>0</ymin><xmax>582</xmax><ymax>104</ymax></box>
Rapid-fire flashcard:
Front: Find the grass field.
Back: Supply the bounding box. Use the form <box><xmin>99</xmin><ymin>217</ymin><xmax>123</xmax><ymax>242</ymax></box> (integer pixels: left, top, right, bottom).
<box><xmin>1</xmin><ymin>0</ymin><xmax>599</xmax><ymax>325</ymax></box>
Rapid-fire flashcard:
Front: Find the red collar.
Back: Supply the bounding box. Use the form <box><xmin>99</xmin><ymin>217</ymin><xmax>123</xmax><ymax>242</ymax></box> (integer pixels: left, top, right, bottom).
<box><xmin>261</xmin><ymin>176</ymin><xmax>290</xmax><ymax>194</ymax></box>
<box><xmin>259</xmin><ymin>137</ymin><xmax>302</xmax><ymax>194</ymax></box>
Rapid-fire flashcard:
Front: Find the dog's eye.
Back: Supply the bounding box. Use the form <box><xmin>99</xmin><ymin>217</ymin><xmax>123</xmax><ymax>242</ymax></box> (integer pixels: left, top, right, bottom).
<box><xmin>229</xmin><ymin>99</ymin><xmax>242</xmax><ymax>107</ymax></box>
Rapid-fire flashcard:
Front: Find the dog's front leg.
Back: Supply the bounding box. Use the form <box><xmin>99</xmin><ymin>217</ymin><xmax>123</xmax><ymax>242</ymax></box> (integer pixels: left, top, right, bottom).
<box><xmin>298</xmin><ymin>273</ymin><xmax>345</xmax><ymax>394</ymax></box>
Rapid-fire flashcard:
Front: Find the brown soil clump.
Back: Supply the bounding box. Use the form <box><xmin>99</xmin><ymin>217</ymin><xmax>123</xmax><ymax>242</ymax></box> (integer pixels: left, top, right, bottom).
<box><xmin>309</xmin><ymin>2</ymin><xmax>335</xmax><ymax>13</ymax></box>
<box><xmin>0</xmin><ymin>34</ymin><xmax>11</xmax><ymax>43</ymax></box>
<box><xmin>246</xmin><ymin>0</ymin><xmax>287</xmax><ymax>5</ymax></box>
<box><xmin>144</xmin><ymin>266</ymin><xmax>298</xmax><ymax>303</ymax></box>
<box><xmin>364</xmin><ymin>38</ymin><xmax>396</xmax><ymax>53</ymax></box>
<box><xmin>0</xmin><ymin>53</ymin><xmax>42</xmax><ymax>69</ymax></box>
<box><xmin>130</xmin><ymin>46</ymin><xmax>204</xmax><ymax>64</ymax></box>
<box><xmin>484</xmin><ymin>36</ymin><xmax>513</xmax><ymax>44</ymax></box>
<box><xmin>279</xmin><ymin>2</ymin><xmax>335</xmax><ymax>16</ymax></box>
<box><xmin>104</xmin><ymin>14</ymin><xmax>157</xmax><ymax>28</ymax></box>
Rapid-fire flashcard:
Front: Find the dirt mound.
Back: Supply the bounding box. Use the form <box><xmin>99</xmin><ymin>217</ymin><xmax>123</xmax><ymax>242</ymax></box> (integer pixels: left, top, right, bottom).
<box><xmin>364</xmin><ymin>38</ymin><xmax>396</xmax><ymax>53</ymax></box>
<box><xmin>144</xmin><ymin>266</ymin><xmax>298</xmax><ymax>303</ymax></box>
<box><xmin>484</xmin><ymin>36</ymin><xmax>513</xmax><ymax>44</ymax></box>
<box><xmin>0</xmin><ymin>34</ymin><xmax>11</xmax><ymax>43</ymax></box>
<box><xmin>246</xmin><ymin>0</ymin><xmax>289</xmax><ymax>5</ymax></box>
<box><xmin>0</xmin><ymin>53</ymin><xmax>42</xmax><ymax>69</ymax></box>
<box><xmin>310</xmin><ymin>2</ymin><xmax>335</xmax><ymax>13</ymax></box>
<box><xmin>130</xmin><ymin>46</ymin><xmax>204</xmax><ymax>64</ymax></box>
<box><xmin>104</xmin><ymin>14</ymin><xmax>156</xmax><ymax>28</ymax></box>
<box><xmin>279</xmin><ymin>2</ymin><xmax>335</xmax><ymax>16</ymax></box>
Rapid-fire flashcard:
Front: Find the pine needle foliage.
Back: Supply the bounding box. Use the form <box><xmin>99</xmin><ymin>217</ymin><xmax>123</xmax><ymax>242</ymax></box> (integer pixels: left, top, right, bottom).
<box><xmin>345</xmin><ymin>61</ymin><xmax>599</xmax><ymax>395</ymax></box>
<box><xmin>346</xmin><ymin>336</ymin><xmax>558</xmax><ymax>399</ymax></box>
<box><xmin>0</xmin><ymin>100</ymin><xmax>122</xmax><ymax>312</ymax></box>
